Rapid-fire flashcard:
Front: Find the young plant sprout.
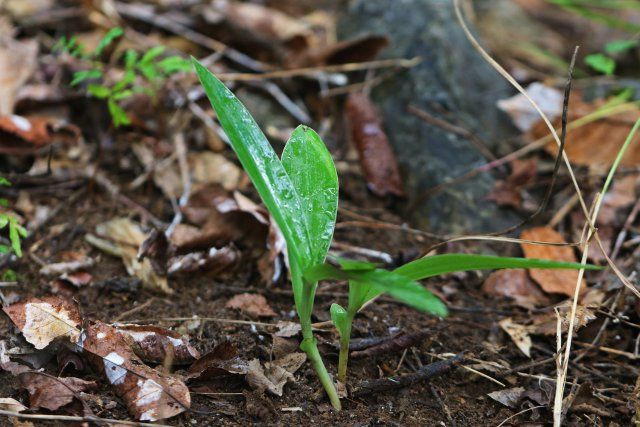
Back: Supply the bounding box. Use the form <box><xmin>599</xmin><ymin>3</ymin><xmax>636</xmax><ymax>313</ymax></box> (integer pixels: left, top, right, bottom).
<box><xmin>192</xmin><ymin>59</ymin><xmax>600</xmax><ymax>410</ymax></box>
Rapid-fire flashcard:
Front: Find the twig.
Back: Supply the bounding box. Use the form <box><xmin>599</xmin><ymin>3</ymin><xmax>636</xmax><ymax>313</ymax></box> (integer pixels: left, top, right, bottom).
<box><xmin>351</xmin><ymin>329</ymin><xmax>431</xmax><ymax>359</ymax></box>
<box><xmin>430</xmin><ymin>384</ymin><xmax>457</xmax><ymax>427</ymax></box>
<box><xmin>112</xmin><ymin>297</ymin><xmax>156</xmax><ymax>323</ymax></box>
<box><xmin>352</xmin><ymin>353</ymin><xmax>464</xmax><ymax>396</ymax></box>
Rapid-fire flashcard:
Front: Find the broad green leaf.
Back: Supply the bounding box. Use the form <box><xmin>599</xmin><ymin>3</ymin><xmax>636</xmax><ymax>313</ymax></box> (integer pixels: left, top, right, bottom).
<box><xmin>330</xmin><ymin>303</ymin><xmax>349</xmax><ymax>337</ymax></box>
<box><xmin>393</xmin><ymin>254</ymin><xmax>602</xmax><ymax>281</ymax></box>
<box><xmin>124</xmin><ymin>50</ymin><xmax>139</xmax><ymax>69</ymax></box>
<box><xmin>108</xmin><ymin>99</ymin><xmax>131</xmax><ymax>128</ymax></box>
<box><xmin>192</xmin><ymin>58</ymin><xmax>310</xmax><ymax>266</ymax></box>
<box><xmin>158</xmin><ymin>56</ymin><xmax>192</xmax><ymax>74</ymax></box>
<box><xmin>140</xmin><ymin>46</ymin><xmax>165</xmax><ymax>64</ymax></box>
<box><xmin>334</xmin><ymin>257</ymin><xmax>378</xmax><ymax>271</ymax></box>
<box><xmin>0</xmin><ymin>177</ymin><xmax>10</xmax><ymax>186</ymax></box>
<box><xmin>303</xmin><ymin>264</ymin><xmax>447</xmax><ymax>316</ymax></box>
<box><xmin>605</xmin><ymin>39</ymin><xmax>639</xmax><ymax>54</ymax></box>
<box><xmin>87</xmin><ymin>84</ymin><xmax>111</xmax><ymax>99</ymax></box>
<box><xmin>282</xmin><ymin>126</ymin><xmax>338</xmax><ymax>266</ymax></box>
<box><xmin>94</xmin><ymin>27</ymin><xmax>123</xmax><ymax>57</ymax></box>
<box><xmin>71</xmin><ymin>70</ymin><xmax>102</xmax><ymax>86</ymax></box>
<box><xmin>585</xmin><ymin>53</ymin><xmax>616</xmax><ymax>75</ymax></box>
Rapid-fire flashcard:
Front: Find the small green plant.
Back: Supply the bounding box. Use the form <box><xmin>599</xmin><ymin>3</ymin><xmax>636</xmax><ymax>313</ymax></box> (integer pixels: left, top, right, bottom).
<box><xmin>584</xmin><ymin>39</ymin><xmax>638</xmax><ymax>76</ymax></box>
<box><xmin>0</xmin><ymin>178</ymin><xmax>27</xmax><ymax>257</ymax></box>
<box><xmin>192</xmin><ymin>59</ymin><xmax>600</xmax><ymax>410</ymax></box>
<box><xmin>54</xmin><ymin>28</ymin><xmax>191</xmax><ymax>127</ymax></box>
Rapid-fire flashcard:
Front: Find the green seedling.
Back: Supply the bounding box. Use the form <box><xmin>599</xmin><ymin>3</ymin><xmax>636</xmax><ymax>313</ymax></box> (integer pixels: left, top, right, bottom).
<box><xmin>0</xmin><ymin>178</ymin><xmax>27</xmax><ymax>257</ymax></box>
<box><xmin>192</xmin><ymin>59</ymin><xmax>601</xmax><ymax>409</ymax></box>
<box><xmin>54</xmin><ymin>28</ymin><xmax>191</xmax><ymax>127</ymax></box>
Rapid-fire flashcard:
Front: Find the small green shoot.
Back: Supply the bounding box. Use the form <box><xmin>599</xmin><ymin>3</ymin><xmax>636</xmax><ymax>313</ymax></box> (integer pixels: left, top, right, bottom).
<box><xmin>585</xmin><ymin>53</ymin><xmax>616</xmax><ymax>75</ymax></box>
<box><xmin>192</xmin><ymin>59</ymin><xmax>602</xmax><ymax>409</ymax></box>
<box><xmin>54</xmin><ymin>28</ymin><xmax>191</xmax><ymax>127</ymax></box>
<box><xmin>0</xmin><ymin>179</ymin><xmax>27</xmax><ymax>257</ymax></box>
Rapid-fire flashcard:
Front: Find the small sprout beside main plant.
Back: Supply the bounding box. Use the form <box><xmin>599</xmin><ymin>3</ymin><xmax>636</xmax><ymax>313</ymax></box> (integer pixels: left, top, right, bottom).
<box><xmin>192</xmin><ymin>58</ymin><xmax>601</xmax><ymax>410</ymax></box>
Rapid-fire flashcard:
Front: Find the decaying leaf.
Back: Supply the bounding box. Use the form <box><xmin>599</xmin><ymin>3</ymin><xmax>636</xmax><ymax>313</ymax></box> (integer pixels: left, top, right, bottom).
<box><xmin>18</xmin><ymin>372</ymin><xmax>97</xmax><ymax>411</ymax></box>
<box><xmin>226</xmin><ymin>293</ymin><xmax>277</xmax><ymax>318</ymax></box>
<box><xmin>486</xmin><ymin>158</ymin><xmax>537</xmax><ymax>209</ymax></box>
<box><xmin>0</xmin><ymin>397</ymin><xmax>27</xmax><ymax>413</ymax></box>
<box><xmin>39</xmin><ymin>257</ymin><xmax>95</xmax><ymax>277</ymax></box>
<box><xmin>499</xmin><ymin>317</ymin><xmax>532</xmax><ymax>357</ymax></box>
<box><xmin>0</xmin><ymin>115</ymin><xmax>81</xmax><ymax>155</ymax></box>
<box><xmin>520</xmin><ymin>226</ymin><xmax>586</xmax><ymax>297</ymax></box>
<box><xmin>0</xmin><ymin>341</ymin><xmax>29</xmax><ymax>375</ymax></box>
<box><xmin>245</xmin><ymin>353</ymin><xmax>306</xmax><ymax>396</ymax></box>
<box><xmin>482</xmin><ymin>269</ymin><xmax>549</xmax><ymax>309</ymax></box>
<box><xmin>86</xmin><ymin>218</ymin><xmax>172</xmax><ymax>294</ymax></box>
<box><xmin>187</xmin><ymin>340</ymin><xmax>248</xmax><ymax>381</ymax></box>
<box><xmin>345</xmin><ymin>92</ymin><xmax>405</xmax><ymax>197</ymax></box>
<box><xmin>3</xmin><ymin>296</ymin><xmax>82</xmax><ymax>350</ymax></box>
<box><xmin>82</xmin><ymin>321</ymin><xmax>190</xmax><ymax>421</ymax></box>
<box><xmin>190</xmin><ymin>151</ymin><xmax>244</xmax><ymax>191</ymax></box>
<box><xmin>287</xmin><ymin>34</ymin><xmax>389</xmax><ymax>68</ymax></box>
<box><xmin>531</xmin><ymin>94</ymin><xmax>640</xmax><ymax>171</ymax></box>
<box><xmin>0</xmin><ymin>33</ymin><xmax>38</xmax><ymax>115</ymax></box>
<box><xmin>167</xmin><ymin>244</ymin><xmax>240</xmax><ymax>276</ymax></box>
<box><xmin>488</xmin><ymin>386</ymin><xmax>525</xmax><ymax>408</ymax></box>
<box><xmin>497</xmin><ymin>82</ymin><xmax>563</xmax><ymax>132</ymax></box>
<box><xmin>115</xmin><ymin>324</ymin><xmax>200</xmax><ymax>365</ymax></box>
<box><xmin>273</xmin><ymin>321</ymin><xmax>301</xmax><ymax>338</ymax></box>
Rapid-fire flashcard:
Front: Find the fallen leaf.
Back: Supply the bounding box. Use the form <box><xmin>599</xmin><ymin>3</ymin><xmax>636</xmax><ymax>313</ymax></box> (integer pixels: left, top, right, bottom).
<box><xmin>245</xmin><ymin>353</ymin><xmax>306</xmax><ymax>396</ymax></box>
<box><xmin>287</xmin><ymin>34</ymin><xmax>389</xmax><ymax>68</ymax></box>
<box><xmin>0</xmin><ymin>397</ymin><xmax>27</xmax><ymax>412</ymax></box>
<box><xmin>0</xmin><ymin>340</ymin><xmax>29</xmax><ymax>375</ymax></box>
<box><xmin>167</xmin><ymin>245</ymin><xmax>240</xmax><ymax>276</ymax></box>
<box><xmin>115</xmin><ymin>324</ymin><xmax>200</xmax><ymax>365</ymax></box>
<box><xmin>487</xmin><ymin>158</ymin><xmax>537</xmax><ymax>208</ymax></box>
<box><xmin>3</xmin><ymin>296</ymin><xmax>82</xmax><ymax>349</ymax></box>
<box><xmin>0</xmin><ymin>115</ymin><xmax>81</xmax><ymax>155</ymax></box>
<box><xmin>0</xmin><ymin>34</ymin><xmax>38</xmax><ymax>115</ymax></box>
<box><xmin>82</xmin><ymin>321</ymin><xmax>190</xmax><ymax>421</ymax></box>
<box><xmin>520</xmin><ymin>226</ymin><xmax>586</xmax><ymax>297</ymax></box>
<box><xmin>482</xmin><ymin>269</ymin><xmax>550</xmax><ymax>309</ymax></box>
<box><xmin>499</xmin><ymin>317</ymin><xmax>532</xmax><ymax>357</ymax></box>
<box><xmin>86</xmin><ymin>218</ymin><xmax>172</xmax><ymax>294</ymax></box>
<box><xmin>18</xmin><ymin>372</ymin><xmax>97</xmax><ymax>411</ymax></box>
<box><xmin>273</xmin><ymin>321</ymin><xmax>301</xmax><ymax>338</ymax></box>
<box><xmin>530</xmin><ymin>94</ymin><xmax>640</xmax><ymax>171</ymax></box>
<box><xmin>345</xmin><ymin>93</ymin><xmax>405</xmax><ymax>197</ymax></box>
<box><xmin>226</xmin><ymin>293</ymin><xmax>277</xmax><ymax>318</ymax></box>
<box><xmin>187</xmin><ymin>341</ymin><xmax>248</xmax><ymax>381</ymax></box>
<box><xmin>190</xmin><ymin>151</ymin><xmax>243</xmax><ymax>191</ymax></box>
<box><xmin>497</xmin><ymin>82</ymin><xmax>563</xmax><ymax>132</ymax></box>
<box><xmin>488</xmin><ymin>386</ymin><xmax>525</xmax><ymax>408</ymax></box>
<box><xmin>39</xmin><ymin>258</ymin><xmax>95</xmax><ymax>276</ymax></box>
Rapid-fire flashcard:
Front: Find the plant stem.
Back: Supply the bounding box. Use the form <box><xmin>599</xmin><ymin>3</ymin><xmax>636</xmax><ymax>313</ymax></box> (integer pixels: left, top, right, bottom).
<box><xmin>337</xmin><ymin>312</ymin><xmax>354</xmax><ymax>383</ymax></box>
<box><xmin>300</xmin><ymin>335</ymin><xmax>342</xmax><ymax>410</ymax></box>
<box><xmin>294</xmin><ymin>271</ymin><xmax>341</xmax><ymax>410</ymax></box>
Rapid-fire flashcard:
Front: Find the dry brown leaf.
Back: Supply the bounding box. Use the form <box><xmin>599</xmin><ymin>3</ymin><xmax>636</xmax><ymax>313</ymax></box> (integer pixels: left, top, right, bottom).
<box><xmin>482</xmin><ymin>269</ymin><xmax>550</xmax><ymax>309</ymax></box>
<box><xmin>0</xmin><ymin>34</ymin><xmax>38</xmax><ymax>115</ymax></box>
<box><xmin>115</xmin><ymin>325</ymin><xmax>200</xmax><ymax>366</ymax></box>
<box><xmin>487</xmin><ymin>158</ymin><xmax>537</xmax><ymax>208</ymax></box>
<box><xmin>82</xmin><ymin>321</ymin><xmax>190</xmax><ymax>421</ymax></box>
<box><xmin>3</xmin><ymin>296</ymin><xmax>82</xmax><ymax>350</ymax></box>
<box><xmin>497</xmin><ymin>82</ymin><xmax>563</xmax><ymax>132</ymax></box>
<box><xmin>0</xmin><ymin>397</ymin><xmax>27</xmax><ymax>413</ymax></box>
<box><xmin>187</xmin><ymin>341</ymin><xmax>248</xmax><ymax>381</ymax></box>
<box><xmin>0</xmin><ymin>115</ymin><xmax>81</xmax><ymax>155</ymax></box>
<box><xmin>488</xmin><ymin>387</ymin><xmax>525</xmax><ymax>408</ymax></box>
<box><xmin>520</xmin><ymin>226</ymin><xmax>586</xmax><ymax>297</ymax></box>
<box><xmin>499</xmin><ymin>317</ymin><xmax>532</xmax><ymax>357</ymax></box>
<box><xmin>530</xmin><ymin>95</ymin><xmax>640</xmax><ymax>171</ymax></box>
<box><xmin>245</xmin><ymin>353</ymin><xmax>306</xmax><ymax>396</ymax></box>
<box><xmin>86</xmin><ymin>218</ymin><xmax>172</xmax><ymax>294</ymax></box>
<box><xmin>168</xmin><ymin>245</ymin><xmax>240</xmax><ymax>276</ymax></box>
<box><xmin>190</xmin><ymin>151</ymin><xmax>243</xmax><ymax>191</ymax></box>
<box><xmin>226</xmin><ymin>293</ymin><xmax>277</xmax><ymax>318</ymax></box>
<box><xmin>18</xmin><ymin>372</ymin><xmax>97</xmax><ymax>411</ymax></box>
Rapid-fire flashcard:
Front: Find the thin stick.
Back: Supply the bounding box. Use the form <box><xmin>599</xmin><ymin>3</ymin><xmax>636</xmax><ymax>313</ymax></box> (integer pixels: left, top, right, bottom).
<box><xmin>554</xmin><ymin>118</ymin><xmax>640</xmax><ymax>426</ymax></box>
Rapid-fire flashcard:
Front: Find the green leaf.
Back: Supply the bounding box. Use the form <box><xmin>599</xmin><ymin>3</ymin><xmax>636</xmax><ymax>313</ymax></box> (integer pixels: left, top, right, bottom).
<box><xmin>0</xmin><ymin>245</ymin><xmax>10</xmax><ymax>254</ymax></box>
<box><xmin>303</xmin><ymin>264</ymin><xmax>448</xmax><ymax>316</ymax></box>
<box><xmin>605</xmin><ymin>39</ymin><xmax>639</xmax><ymax>54</ymax></box>
<box><xmin>87</xmin><ymin>84</ymin><xmax>111</xmax><ymax>99</ymax></box>
<box><xmin>0</xmin><ymin>215</ymin><xmax>8</xmax><ymax>229</ymax></box>
<box><xmin>192</xmin><ymin>58</ymin><xmax>311</xmax><ymax>267</ymax></box>
<box><xmin>157</xmin><ymin>56</ymin><xmax>192</xmax><ymax>74</ymax></box>
<box><xmin>124</xmin><ymin>50</ymin><xmax>139</xmax><ymax>69</ymax></box>
<box><xmin>140</xmin><ymin>46</ymin><xmax>165</xmax><ymax>64</ymax></box>
<box><xmin>585</xmin><ymin>53</ymin><xmax>616</xmax><ymax>75</ymax></box>
<box><xmin>8</xmin><ymin>218</ymin><xmax>23</xmax><ymax>257</ymax></box>
<box><xmin>71</xmin><ymin>69</ymin><xmax>103</xmax><ymax>86</ymax></box>
<box><xmin>330</xmin><ymin>303</ymin><xmax>349</xmax><ymax>337</ymax></box>
<box><xmin>111</xmin><ymin>89</ymin><xmax>134</xmax><ymax>101</ymax></box>
<box><xmin>94</xmin><ymin>27</ymin><xmax>123</xmax><ymax>57</ymax></box>
<box><xmin>107</xmin><ymin>99</ymin><xmax>131</xmax><ymax>128</ymax></box>
<box><xmin>393</xmin><ymin>254</ymin><xmax>602</xmax><ymax>281</ymax></box>
<box><xmin>282</xmin><ymin>126</ymin><xmax>338</xmax><ymax>267</ymax></box>
<box><xmin>0</xmin><ymin>177</ymin><xmax>11</xmax><ymax>186</ymax></box>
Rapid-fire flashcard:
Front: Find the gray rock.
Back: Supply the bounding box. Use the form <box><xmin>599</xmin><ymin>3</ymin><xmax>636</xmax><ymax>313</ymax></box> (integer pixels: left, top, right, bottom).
<box><xmin>339</xmin><ymin>0</ymin><xmax>521</xmax><ymax>234</ymax></box>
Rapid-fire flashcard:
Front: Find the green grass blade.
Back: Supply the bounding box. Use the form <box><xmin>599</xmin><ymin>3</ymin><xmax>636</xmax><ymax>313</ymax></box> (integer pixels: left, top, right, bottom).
<box><xmin>192</xmin><ymin>58</ymin><xmax>311</xmax><ymax>265</ymax></box>
<box><xmin>303</xmin><ymin>264</ymin><xmax>447</xmax><ymax>316</ymax></box>
<box><xmin>393</xmin><ymin>254</ymin><xmax>602</xmax><ymax>281</ymax></box>
<box><xmin>281</xmin><ymin>126</ymin><xmax>338</xmax><ymax>266</ymax></box>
